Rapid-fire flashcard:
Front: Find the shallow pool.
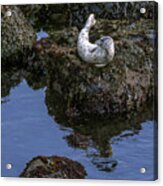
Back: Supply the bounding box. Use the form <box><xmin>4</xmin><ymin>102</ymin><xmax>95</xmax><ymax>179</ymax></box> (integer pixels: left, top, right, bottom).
<box><xmin>1</xmin><ymin>79</ymin><xmax>156</xmax><ymax>180</ymax></box>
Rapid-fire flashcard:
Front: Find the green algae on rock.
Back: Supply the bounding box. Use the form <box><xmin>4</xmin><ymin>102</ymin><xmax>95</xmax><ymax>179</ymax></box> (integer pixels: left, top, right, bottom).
<box><xmin>1</xmin><ymin>5</ymin><xmax>35</xmax><ymax>63</ymax></box>
<box><xmin>20</xmin><ymin>155</ymin><xmax>87</xmax><ymax>178</ymax></box>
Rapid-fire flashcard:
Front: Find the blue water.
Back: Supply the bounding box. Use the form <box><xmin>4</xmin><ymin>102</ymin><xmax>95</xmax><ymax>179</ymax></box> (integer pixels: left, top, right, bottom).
<box><xmin>36</xmin><ymin>29</ymin><xmax>49</xmax><ymax>41</ymax></box>
<box><xmin>1</xmin><ymin>80</ymin><xmax>156</xmax><ymax>180</ymax></box>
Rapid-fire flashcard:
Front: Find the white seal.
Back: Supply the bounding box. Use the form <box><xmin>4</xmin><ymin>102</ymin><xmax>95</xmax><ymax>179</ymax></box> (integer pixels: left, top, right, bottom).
<box><xmin>77</xmin><ymin>14</ymin><xmax>115</xmax><ymax>67</ymax></box>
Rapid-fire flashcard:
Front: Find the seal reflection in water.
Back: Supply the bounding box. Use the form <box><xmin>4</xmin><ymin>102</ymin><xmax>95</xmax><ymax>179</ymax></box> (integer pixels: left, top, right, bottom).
<box><xmin>77</xmin><ymin>14</ymin><xmax>115</xmax><ymax>67</ymax></box>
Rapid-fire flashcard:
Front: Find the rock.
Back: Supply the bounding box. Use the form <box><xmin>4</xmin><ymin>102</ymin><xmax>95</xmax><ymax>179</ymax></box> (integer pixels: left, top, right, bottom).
<box><xmin>32</xmin><ymin>18</ymin><xmax>156</xmax><ymax>118</ymax></box>
<box><xmin>1</xmin><ymin>5</ymin><xmax>35</xmax><ymax>63</ymax></box>
<box><xmin>1</xmin><ymin>68</ymin><xmax>23</xmax><ymax>97</ymax></box>
<box><xmin>20</xmin><ymin>155</ymin><xmax>87</xmax><ymax>178</ymax></box>
<box><xmin>66</xmin><ymin>2</ymin><xmax>157</xmax><ymax>29</ymax></box>
<box><xmin>2</xmin><ymin>4</ymin><xmax>156</xmax><ymax>119</ymax></box>
<box><xmin>20</xmin><ymin>2</ymin><xmax>157</xmax><ymax>29</ymax></box>
<box><xmin>20</xmin><ymin>4</ymin><xmax>69</xmax><ymax>29</ymax></box>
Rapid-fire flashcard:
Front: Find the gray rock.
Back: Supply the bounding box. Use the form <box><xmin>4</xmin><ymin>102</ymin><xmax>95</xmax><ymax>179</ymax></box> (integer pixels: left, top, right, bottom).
<box><xmin>1</xmin><ymin>5</ymin><xmax>35</xmax><ymax>62</ymax></box>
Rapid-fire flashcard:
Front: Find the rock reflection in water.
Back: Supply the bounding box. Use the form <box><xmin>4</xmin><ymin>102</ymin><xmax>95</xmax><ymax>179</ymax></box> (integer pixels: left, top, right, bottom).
<box><xmin>1</xmin><ymin>67</ymin><xmax>47</xmax><ymax>99</ymax></box>
<box><xmin>2</xmin><ymin>66</ymin><xmax>154</xmax><ymax>175</ymax></box>
<box><xmin>45</xmin><ymin>85</ymin><xmax>154</xmax><ymax>172</ymax></box>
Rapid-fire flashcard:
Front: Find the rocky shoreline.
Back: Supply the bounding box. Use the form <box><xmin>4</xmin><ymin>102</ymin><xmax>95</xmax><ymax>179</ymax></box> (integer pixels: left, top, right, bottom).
<box><xmin>2</xmin><ymin>4</ymin><xmax>157</xmax><ymax>118</ymax></box>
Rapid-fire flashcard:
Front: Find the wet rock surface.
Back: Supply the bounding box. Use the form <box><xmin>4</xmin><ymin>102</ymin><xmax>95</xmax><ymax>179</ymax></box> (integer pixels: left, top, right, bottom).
<box><xmin>20</xmin><ymin>155</ymin><xmax>87</xmax><ymax>178</ymax></box>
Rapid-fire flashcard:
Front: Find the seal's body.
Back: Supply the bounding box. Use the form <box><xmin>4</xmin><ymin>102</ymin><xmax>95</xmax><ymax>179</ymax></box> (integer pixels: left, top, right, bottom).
<box><xmin>77</xmin><ymin>14</ymin><xmax>115</xmax><ymax>67</ymax></box>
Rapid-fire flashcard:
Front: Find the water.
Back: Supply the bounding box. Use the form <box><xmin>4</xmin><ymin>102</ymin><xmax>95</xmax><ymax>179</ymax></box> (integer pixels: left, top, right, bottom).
<box><xmin>1</xmin><ymin>79</ymin><xmax>156</xmax><ymax>180</ymax></box>
<box><xmin>36</xmin><ymin>29</ymin><xmax>49</xmax><ymax>41</ymax></box>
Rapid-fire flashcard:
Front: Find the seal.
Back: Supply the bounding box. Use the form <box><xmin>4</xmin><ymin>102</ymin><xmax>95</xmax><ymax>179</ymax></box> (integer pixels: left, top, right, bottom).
<box><xmin>77</xmin><ymin>14</ymin><xmax>115</xmax><ymax>67</ymax></box>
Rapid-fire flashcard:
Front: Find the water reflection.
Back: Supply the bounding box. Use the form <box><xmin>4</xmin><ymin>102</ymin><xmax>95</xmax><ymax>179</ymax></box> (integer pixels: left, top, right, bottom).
<box><xmin>1</xmin><ymin>67</ymin><xmax>46</xmax><ymax>98</ymax></box>
<box><xmin>1</xmin><ymin>67</ymin><xmax>155</xmax><ymax>178</ymax></box>
<box><xmin>45</xmin><ymin>85</ymin><xmax>154</xmax><ymax>171</ymax></box>
<box><xmin>36</xmin><ymin>29</ymin><xmax>49</xmax><ymax>41</ymax></box>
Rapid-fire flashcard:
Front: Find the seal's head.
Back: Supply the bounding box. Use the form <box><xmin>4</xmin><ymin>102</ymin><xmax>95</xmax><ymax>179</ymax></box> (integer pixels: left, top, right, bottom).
<box><xmin>96</xmin><ymin>36</ymin><xmax>113</xmax><ymax>48</ymax></box>
<box><xmin>96</xmin><ymin>36</ymin><xmax>115</xmax><ymax>61</ymax></box>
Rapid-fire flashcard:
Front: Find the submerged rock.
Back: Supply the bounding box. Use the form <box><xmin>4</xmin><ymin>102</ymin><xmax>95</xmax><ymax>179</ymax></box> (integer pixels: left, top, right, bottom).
<box><xmin>20</xmin><ymin>155</ymin><xmax>87</xmax><ymax>178</ymax></box>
